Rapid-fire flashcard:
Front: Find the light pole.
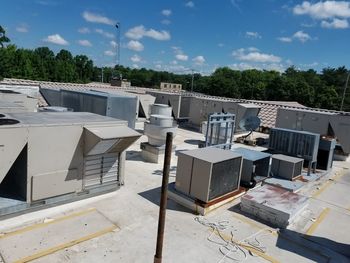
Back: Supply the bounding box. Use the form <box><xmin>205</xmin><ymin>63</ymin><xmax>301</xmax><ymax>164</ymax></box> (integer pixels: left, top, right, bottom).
<box><xmin>115</xmin><ymin>22</ymin><xmax>120</xmax><ymax>67</ymax></box>
<box><xmin>190</xmin><ymin>69</ymin><xmax>194</xmax><ymax>93</ymax></box>
<box><xmin>340</xmin><ymin>71</ymin><xmax>350</xmax><ymax>111</ymax></box>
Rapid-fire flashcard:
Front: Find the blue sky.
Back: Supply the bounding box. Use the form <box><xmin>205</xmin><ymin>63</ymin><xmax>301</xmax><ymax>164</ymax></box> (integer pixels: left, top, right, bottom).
<box><xmin>2</xmin><ymin>0</ymin><xmax>350</xmax><ymax>74</ymax></box>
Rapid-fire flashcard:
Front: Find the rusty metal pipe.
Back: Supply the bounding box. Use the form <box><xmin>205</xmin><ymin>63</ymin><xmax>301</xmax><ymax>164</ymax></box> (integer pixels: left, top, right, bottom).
<box><xmin>154</xmin><ymin>132</ymin><xmax>173</xmax><ymax>263</ymax></box>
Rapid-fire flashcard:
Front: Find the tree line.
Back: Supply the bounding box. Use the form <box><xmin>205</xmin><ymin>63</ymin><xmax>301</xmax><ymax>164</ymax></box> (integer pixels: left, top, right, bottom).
<box><xmin>0</xmin><ymin>26</ymin><xmax>349</xmax><ymax>111</ymax></box>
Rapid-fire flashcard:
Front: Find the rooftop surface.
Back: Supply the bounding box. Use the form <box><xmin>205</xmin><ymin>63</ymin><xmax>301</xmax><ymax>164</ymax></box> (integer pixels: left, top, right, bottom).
<box><xmin>2</xmin><ymin>112</ymin><xmax>125</xmax><ymax>126</ymax></box>
<box><xmin>0</xmin><ymin>125</ymin><xmax>349</xmax><ymax>263</ymax></box>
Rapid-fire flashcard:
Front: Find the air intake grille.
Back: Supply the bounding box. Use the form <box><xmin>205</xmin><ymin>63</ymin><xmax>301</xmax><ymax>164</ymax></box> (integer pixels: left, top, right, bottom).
<box><xmin>83</xmin><ymin>152</ymin><xmax>119</xmax><ymax>188</ymax></box>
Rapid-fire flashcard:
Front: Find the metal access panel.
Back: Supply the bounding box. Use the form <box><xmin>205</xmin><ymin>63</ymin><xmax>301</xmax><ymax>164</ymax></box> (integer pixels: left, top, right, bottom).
<box><xmin>175</xmin><ymin>147</ymin><xmax>242</xmax><ymax>203</ymax></box>
<box><xmin>271</xmin><ymin>154</ymin><xmax>304</xmax><ymax>180</ymax></box>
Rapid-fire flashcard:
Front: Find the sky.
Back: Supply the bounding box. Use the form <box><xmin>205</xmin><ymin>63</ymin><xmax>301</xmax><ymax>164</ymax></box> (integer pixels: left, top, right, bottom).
<box><xmin>2</xmin><ymin>0</ymin><xmax>350</xmax><ymax>74</ymax></box>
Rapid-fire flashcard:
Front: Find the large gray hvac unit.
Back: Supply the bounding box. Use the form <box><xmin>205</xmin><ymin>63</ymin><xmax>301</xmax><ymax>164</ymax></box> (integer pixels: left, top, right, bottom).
<box><xmin>175</xmin><ymin>148</ymin><xmax>242</xmax><ymax>203</ymax></box>
<box><xmin>40</xmin><ymin>88</ymin><xmax>138</xmax><ymax>128</ymax></box>
<box><xmin>0</xmin><ymin>112</ymin><xmax>141</xmax><ymax>217</ymax></box>
<box><xmin>269</xmin><ymin>128</ymin><xmax>320</xmax><ymax>175</ymax></box>
<box><xmin>276</xmin><ymin>108</ymin><xmax>350</xmax><ymax>154</ymax></box>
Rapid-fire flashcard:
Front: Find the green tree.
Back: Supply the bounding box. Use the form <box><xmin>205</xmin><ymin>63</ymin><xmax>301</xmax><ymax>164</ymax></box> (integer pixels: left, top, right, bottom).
<box><xmin>0</xmin><ymin>26</ymin><xmax>10</xmax><ymax>48</ymax></box>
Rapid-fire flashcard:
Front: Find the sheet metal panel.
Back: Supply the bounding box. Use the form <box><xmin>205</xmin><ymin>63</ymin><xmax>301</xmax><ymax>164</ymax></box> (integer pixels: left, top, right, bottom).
<box><xmin>269</xmin><ymin>128</ymin><xmax>319</xmax><ymax>162</ymax></box>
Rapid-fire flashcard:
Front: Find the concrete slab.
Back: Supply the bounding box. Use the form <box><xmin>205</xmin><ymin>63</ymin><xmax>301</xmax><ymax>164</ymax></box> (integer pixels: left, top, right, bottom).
<box><xmin>304</xmin><ymin>209</ymin><xmax>350</xmax><ymax>257</ymax></box>
<box><xmin>241</xmin><ymin>185</ymin><xmax>309</xmax><ymax>228</ymax></box>
<box><xmin>0</xmin><ymin>208</ymin><xmax>117</xmax><ymax>262</ymax></box>
<box><xmin>263</xmin><ymin>177</ymin><xmax>305</xmax><ymax>192</ymax></box>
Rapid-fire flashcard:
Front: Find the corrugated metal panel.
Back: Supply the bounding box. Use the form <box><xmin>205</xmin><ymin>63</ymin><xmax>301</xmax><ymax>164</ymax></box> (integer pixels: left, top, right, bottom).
<box><xmin>269</xmin><ymin>128</ymin><xmax>319</xmax><ymax>162</ymax></box>
<box><xmin>83</xmin><ymin>152</ymin><xmax>119</xmax><ymax>188</ymax></box>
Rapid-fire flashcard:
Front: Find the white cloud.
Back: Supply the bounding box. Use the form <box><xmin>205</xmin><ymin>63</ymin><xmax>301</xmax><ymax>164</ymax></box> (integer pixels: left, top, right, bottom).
<box><xmin>185</xmin><ymin>1</ymin><xmax>195</xmax><ymax>8</ymax></box>
<box><xmin>277</xmin><ymin>37</ymin><xmax>293</xmax><ymax>42</ymax></box>
<box><xmin>132</xmin><ymin>64</ymin><xmax>139</xmax><ymax>69</ymax></box>
<box><xmin>155</xmin><ymin>64</ymin><xmax>162</xmax><ymax>70</ymax></box>
<box><xmin>293</xmin><ymin>30</ymin><xmax>311</xmax><ymax>42</ymax></box>
<box><xmin>300</xmin><ymin>62</ymin><xmax>319</xmax><ymax>68</ymax></box>
<box><xmin>230</xmin><ymin>63</ymin><xmax>260</xmax><ymax>71</ymax></box>
<box><xmin>125</xmin><ymin>25</ymin><xmax>170</xmax><ymax>41</ymax></box>
<box><xmin>95</xmin><ymin>29</ymin><xmax>114</xmax><ymax>39</ymax></box>
<box><xmin>161</xmin><ymin>9</ymin><xmax>172</xmax><ymax>16</ymax></box>
<box><xmin>171</xmin><ymin>60</ymin><xmax>178</xmax><ymax>65</ymax></box>
<box><xmin>278</xmin><ymin>31</ymin><xmax>313</xmax><ymax>43</ymax></box>
<box><xmin>321</xmin><ymin>18</ymin><xmax>349</xmax><ymax>28</ymax></box>
<box><xmin>175</xmin><ymin>54</ymin><xmax>188</xmax><ymax>61</ymax></box>
<box><xmin>161</xmin><ymin>19</ymin><xmax>171</xmax><ymax>25</ymax></box>
<box><xmin>232</xmin><ymin>48</ymin><xmax>281</xmax><ymax>63</ymax></box>
<box><xmin>293</xmin><ymin>1</ymin><xmax>350</xmax><ymax>19</ymax></box>
<box><xmin>229</xmin><ymin>62</ymin><xmax>285</xmax><ymax>72</ymax></box>
<box><xmin>104</xmin><ymin>50</ymin><xmax>116</xmax><ymax>56</ymax></box>
<box><xmin>192</xmin><ymin>55</ymin><xmax>205</xmax><ymax>65</ymax></box>
<box><xmin>127</xmin><ymin>40</ymin><xmax>144</xmax><ymax>52</ymax></box>
<box><xmin>110</xmin><ymin>40</ymin><xmax>117</xmax><ymax>48</ymax></box>
<box><xmin>172</xmin><ymin>46</ymin><xmax>188</xmax><ymax>61</ymax></box>
<box><xmin>43</xmin><ymin>34</ymin><xmax>69</xmax><ymax>45</ymax></box>
<box><xmin>16</xmin><ymin>24</ymin><xmax>28</xmax><ymax>33</ymax></box>
<box><xmin>245</xmin><ymin>31</ymin><xmax>261</xmax><ymax>39</ymax></box>
<box><xmin>78</xmin><ymin>40</ymin><xmax>92</xmax><ymax>47</ymax></box>
<box><xmin>82</xmin><ymin>11</ymin><xmax>116</xmax><ymax>25</ymax></box>
<box><xmin>78</xmin><ymin>27</ymin><xmax>90</xmax><ymax>34</ymax></box>
<box><xmin>218</xmin><ymin>43</ymin><xmax>225</xmax><ymax>47</ymax></box>
<box><xmin>130</xmin><ymin>54</ymin><xmax>142</xmax><ymax>63</ymax></box>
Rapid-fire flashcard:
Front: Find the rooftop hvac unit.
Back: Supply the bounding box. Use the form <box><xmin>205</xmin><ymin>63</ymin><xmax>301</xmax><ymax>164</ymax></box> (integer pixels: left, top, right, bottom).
<box><xmin>175</xmin><ymin>147</ymin><xmax>242</xmax><ymax>203</ymax></box>
<box><xmin>271</xmin><ymin>154</ymin><xmax>304</xmax><ymax>180</ymax></box>
<box><xmin>276</xmin><ymin>108</ymin><xmax>350</xmax><ymax>154</ymax></box>
<box><xmin>40</xmin><ymin>88</ymin><xmax>138</xmax><ymax>128</ymax></box>
<box><xmin>231</xmin><ymin>147</ymin><xmax>271</xmax><ymax>188</ymax></box>
<box><xmin>0</xmin><ymin>112</ymin><xmax>141</xmax><ymax>217</ymax></box>
<box><xmin>269</xmin><ymin>128</ymin><xmax>319</xmax><ymax>175</ymax></box>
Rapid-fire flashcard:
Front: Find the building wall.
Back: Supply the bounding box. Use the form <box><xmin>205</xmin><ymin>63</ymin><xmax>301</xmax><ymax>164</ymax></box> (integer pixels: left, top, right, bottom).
<box><xmin>160</xmin><ymin>82</ymin><xmax>182</xmax><ymax>92</ymax></box>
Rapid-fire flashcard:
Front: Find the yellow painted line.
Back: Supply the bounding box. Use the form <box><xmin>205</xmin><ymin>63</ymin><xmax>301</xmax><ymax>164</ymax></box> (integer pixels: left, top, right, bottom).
<box><xmin>212</xmin><ymin>229</ymin><xmax>280</xmax><ymax>263</ymax></box>
<box><xmin>305</xmin><ymin>208</ymin><xmax>330</xmax><ymax>236</ymax></box>
<box><xmin>0</xmin><ymin>208</ymin><xmax>96</xmax><ymax>239</ymax></box>
<box><xmin>312</xmin><ymin>180</ymin><xmax>333</xmax><ymax>198</ymax></box>
<box><xmin>231</xmin><ymin>213</ymin><xmax>329</xmax><ymax>260</ymax></box>
<box><xmin>13</xmin><ymin>225</ymin><xmax>118</xmax><ymax>263</ymax></box>
<box><xmin>231</xmin><ymin>213</ymin><xmax>278</xmax><ymax>237</ymax></box>
<box><xmin>332</xmin><ymin>172</ymin><xmax>345</xmax><ymax>181</ymax></box>
<box><xmin>312</xmin><ymin>171</ymin><xmax>347</xmax><ymax>198</ymax></box>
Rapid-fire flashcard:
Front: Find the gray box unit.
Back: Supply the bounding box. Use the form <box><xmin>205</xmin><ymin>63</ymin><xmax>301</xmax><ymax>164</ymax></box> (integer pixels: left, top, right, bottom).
<box><xmin>271</xmin><ymin>154</ymin><xmax>304</xmax><ymax>180</ymax></box>
<box><xmin>0</xmin><ymin>112</ymin><xmax>141</xmax><ymax>217</ymax></box>
<box><xmin>40</xmin><ymin>88</ymin><xmax>138</xmax><ymax>128</ymax></box>
<box><xmin>232</xmin><ymin>147</ymin><xmax>271</xmax><ymax>187</ymax></box>
<box><xmin>175</xmin><ymin>147</ymin><xmax>242</xmax><ymax>203</ymax></box>
<box><xmin>269</xmin><ymin>128</ymin><xmax>320</xmax><ymax>174</ymax></box>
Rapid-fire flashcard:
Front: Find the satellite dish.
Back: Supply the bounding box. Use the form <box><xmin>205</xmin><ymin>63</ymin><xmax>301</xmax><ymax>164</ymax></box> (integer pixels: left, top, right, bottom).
<box><xmin>239</xmin><ymin>116</ymin><xmax>261</xmax><ymax>131</ymax></box>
